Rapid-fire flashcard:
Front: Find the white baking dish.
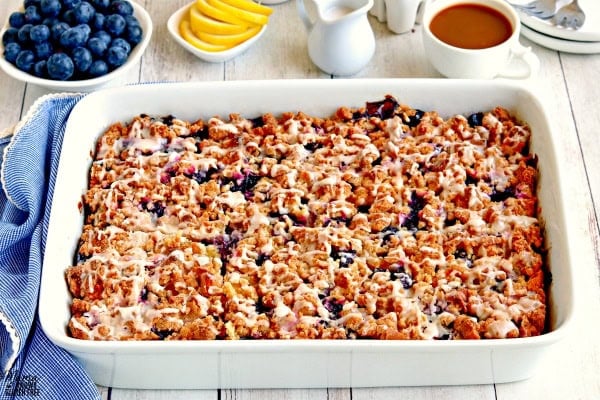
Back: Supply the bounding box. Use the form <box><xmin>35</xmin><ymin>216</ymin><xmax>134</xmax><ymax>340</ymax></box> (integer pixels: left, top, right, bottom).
<box><xmin>40</xmin><ymin>79</ymin><xmax>575</xmax><ymax>389</ymax></box>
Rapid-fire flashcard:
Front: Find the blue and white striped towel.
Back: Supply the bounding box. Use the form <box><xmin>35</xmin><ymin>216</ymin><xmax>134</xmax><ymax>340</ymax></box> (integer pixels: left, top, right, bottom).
<box><xmin>0</xmin><ymin>94</ymin><xmax>100</xmax><ymax>400</ymax></box>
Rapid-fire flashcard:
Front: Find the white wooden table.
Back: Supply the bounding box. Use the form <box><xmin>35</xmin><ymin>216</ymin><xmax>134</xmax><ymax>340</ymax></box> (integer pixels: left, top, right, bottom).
<box><xmin>1</xmin><ymin>0</ymin><xmax>599</xmax><ymax>399</ymax></box>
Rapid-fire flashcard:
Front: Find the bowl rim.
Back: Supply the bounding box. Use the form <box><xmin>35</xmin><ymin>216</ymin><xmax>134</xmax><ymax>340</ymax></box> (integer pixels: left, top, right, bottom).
<box><xmin>0</xmin><ymin>0</ymin><xmax>153</xmax><ymax>91</ymax></box>
<box><xmin>166</xmin><ymin>2</ymin><xmax>267</xmax><ymax>63</ymax></box>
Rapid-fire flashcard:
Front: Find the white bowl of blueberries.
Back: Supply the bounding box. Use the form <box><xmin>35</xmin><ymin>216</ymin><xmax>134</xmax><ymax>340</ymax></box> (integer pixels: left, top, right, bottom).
<box><xmin>0</xmin><ymin>0</ymin><xmax>152</xmax><ymax>92</ymax></box>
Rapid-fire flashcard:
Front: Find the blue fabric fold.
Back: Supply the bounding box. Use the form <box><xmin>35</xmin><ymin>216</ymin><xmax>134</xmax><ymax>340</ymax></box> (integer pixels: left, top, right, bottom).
<box><xmin>0</xmin><ymin>94</ymin><xmax>100</xmax><ymax>400</ymax></box>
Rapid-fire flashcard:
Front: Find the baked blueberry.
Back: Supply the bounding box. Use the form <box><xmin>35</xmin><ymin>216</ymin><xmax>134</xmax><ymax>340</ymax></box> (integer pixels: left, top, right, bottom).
<box><xmin>467</xmin><ymin>112</ymin><xmax>484</xmax><ymax>127</ymax></box>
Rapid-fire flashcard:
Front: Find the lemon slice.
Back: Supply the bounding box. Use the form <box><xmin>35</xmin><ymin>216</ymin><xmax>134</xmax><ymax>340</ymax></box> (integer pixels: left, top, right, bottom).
<box><xmin>195</xmin><ymin>25</ymin><xmax>261</xmax><ymax>46</ymax></box>
<box><xmin>179</xmin><ymin>20</ymin><xmax>231</xmax><ymax>52</ymax></box>
<box><xmin>207</xmin><ymin>0</ymin><xmax>269</xmax><ymax>26</ymax></box>
<box><xmin>190</xmin><ymin>5</ymin><xmax>248</xmax><ymax>35</ymax></box>
<box><xmin>195</xmin><ymin>0</ymin><xmax>253</xmax><ymax>28</ymax></box>
<box><xmin>217</xmin><ymin>0</ymin><xmax>273</xmax><ymax>16</ymax></box>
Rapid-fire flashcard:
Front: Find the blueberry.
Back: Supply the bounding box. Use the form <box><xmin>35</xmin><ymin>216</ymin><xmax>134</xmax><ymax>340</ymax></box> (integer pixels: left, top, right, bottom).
<box><xmin>401</xmin><ymin>191</ymin><xmax>426</xmax><ymax>231</ymax></box>
<box><xmin>33</xmin><ymin>59</ymin><xmax>47</xmax><ymax>77</ymax></box>
<box><xmin>184</xmin><ymin>168</ymin><xmax>217</xmax><ymax>184</ymax></box>
<box><xmin>17</xmin><ymin>24</ymin><xmax>34</xmax><ymax>45</ymax></box>
<box><xmin>62</xmin><ymin>0</ymin><xmax>82</xmax><ymax>9</ymax></box>
<box><xmin>106</xmin><ymin>45</ymin><xmax>127</xmax><ymax>67</ymax></box>
<box><xmin>140</xmin><ymin>199</ymin><xmax>165</xmax><ymax>217</ymax></box>
<box><xmin>213</xmin><ymin>233</ymin><xmax>240</xmax><ymax>262</ymax></box>
<box><xmin>2</xmin><ymin>28</ymin><xmax>19</xmax><ymax>46</ymax></box>
<box><xmin>323</xmin><ymin>297</ymin><xmax>344</xmax><ymax>319</ymax></box>
<box><xmin>406</xmin><ymin>109</ymin><xmax>425</xmax><ymax>128</ymax></box>
<box><xmin>9</xmin><ymin>12</ymin><xmax>26</xmax><ymax>29</ymax></box>
<box><xmin>61</xmin><ymin>9</ymin><xmax>75</xmax><ymax>25</ymax></box>
<box><xmin>40</xmin><ymin>0</ymin><xmax>62</xmax><ymax>17</ymax></box>
<box><xmin>230</xmin><ymin>172</ymin><xmax>260</xmax><ymax>193</ymax></box>
<box><xmin>489</xmin><ymin>186</ymin><xmax>515</xmax><ymax>202</ymax></box>
<box><xmin>24</xmin><ymin>6</ymin><xmax>43</xmax><ymax>24</ymax></box>
<box><xmin>389</xmin><ymin>264</ymin><xmax>413</xmax><ymax>288</ymax></box>
<box><xmin>150</xmin><ymin>328</ymin><xmax>173</xmax><ymax>340</ymax></box>
<box><xmin>125</xmin><ymin>23</ymin><xmax>142</xmax><ymax>45</ymax></box>
<box><xmin>249</xmin><ymin>116</ymin><xmax>264</xmax><ymax>128</ymax></box>
<box><xmin>394</xmin><ymin>272</ymin><xmax>413</xmax><ymax>289</ymax></box>
<box><xmin>77</xmin><ymin>23</ymin><xmax>92</xmax><ymax>37</ymax></box>
<box><xmin>87</xmin><ymin>37</ymin><xmax>107</xmax><ymax>57</ymax></box>
<box><xmin>365</xmin><ymin>96</ymin><xmax>399</xmax><ymax>120</ymax></box>
<box><xmin>91</xmin><ymin>30</ymin><xmax>112</xmax><ymax>45</ymax></box>
<box><xmin>42</xmin><ymin>16</ymin><xmax>59</xmax><ymax>26</ymax></box>
<box><xmin>91</xmin><ymin>13</ymin><xmax>105</xmax><ymax>30</ymax></box>
<box><xmin>29</xmin><ymin>24</ymin><xmax>50</xmax><ymax>43</ymax></box>
<box><xmin>24</xmin><ymin>0</ymin><xmax>41</xmax><ymax>7</ymax></box>
<box><xmin>34</xmin><ymin>41</ymin><xmax>53</xmax><ymax>59</ymax></box>
<box><xmin>330</xmin><ymin>248</ymin><xmax>356</xmax><ymax>268</ymax></box>
<box><xmin>109</xmin><ymin>0</ymin><xmax>134</xmax><ymax>16</ymax></box>
<box><xmin>73</xmin><ymin>1</ymin><xmax>96</xmax><ymax>24</ymax></box>
<box><xmin>15</xmin><ymin>50</ymin><xmax>36</xmax><ymax>72</ymax></box>
<box><xmin>3</xmin><ymin>42</ymin><xmax>22</xmax><ymax>63</ymax></box>
<box><xmin>90</xmin><ymin>0</ymin><xmax>110</xmax><ymax>11</ymax></box>
<box><xmin>255</xmin><ymin>253</ymin><xmax>269</xmax><ymax>266</ymax></box>
<box><xmin>467</xmin><ymin>112</ymin><xmax>484</xmax><ymax>127</ymax></box>
<box><xmin>105</xmin><ymin>14</ymin><xmax>126</xmax><ymax>36</ymax></box>
<box><xmin>51</xmin><ymin>21</ymin><xmax>70</xmax><ymax>41</ymax></box>
<box><xmin>88</xmin><ymin>59</ymin><xmax>108</xmax><ymax>77</ymax></box>
<box><xmin>72</xmin><ymin>46</ymin><xmax>92</xmax><ymax>72</ymax></box>
<box><xmin>303</xmin><ymin>141</ymin><xmax>322</xmax><ymax>152</ymax></box>
<box><xmin>110</xmin><ymin>37</ymin><xmax>130</xmax><ymax>54</ymax></box>
<box><xmin>46</xmin><ymin>52</ymin><xmax>74</xmax><ymax>80</ymax></box>
<box><xmin>381</xmin><ymin>225</ymin><xmax>399</xmax><ymax>244</ymax></box>
<box><xmin>124</xmin><ymin>14</ymin><xmax>140</xmax><ymax>27</ymax></box>
<box><xmin>59</xmin><ymin>27</ymin><xmax>87</xmax><ymax>50</ymax></box>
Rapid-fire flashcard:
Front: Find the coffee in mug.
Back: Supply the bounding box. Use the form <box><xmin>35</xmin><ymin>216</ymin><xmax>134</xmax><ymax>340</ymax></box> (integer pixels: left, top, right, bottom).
<box><xmin>421</xmin><ymin>0</ymin><xmax>539</xmax><ymax>79</ymax></box>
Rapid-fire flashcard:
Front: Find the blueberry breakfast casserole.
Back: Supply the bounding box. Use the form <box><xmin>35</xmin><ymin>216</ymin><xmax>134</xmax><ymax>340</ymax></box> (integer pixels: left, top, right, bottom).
<box><xmin>66</xmin><ymin>96</ymin><xmax>547</xmax><ymax>341</ymax></box>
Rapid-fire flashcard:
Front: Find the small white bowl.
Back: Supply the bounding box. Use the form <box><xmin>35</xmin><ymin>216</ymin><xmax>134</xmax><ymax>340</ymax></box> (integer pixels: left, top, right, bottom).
<box><xmin>167</xmin><ymin>3</ymin><xmax>266</xmax><ymax>63</ymax></box>
<box><xmin>0</xmin><ymin>1</ymin><xmax>153</xmax><ymax>92</ymax></box>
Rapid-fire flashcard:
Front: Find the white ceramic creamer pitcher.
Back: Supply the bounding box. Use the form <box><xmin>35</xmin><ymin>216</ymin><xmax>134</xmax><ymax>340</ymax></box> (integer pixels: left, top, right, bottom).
<box><xmin>297</xmin><ymin>0</ymin><xmax>375</xmax><ymax>76</ymax></box>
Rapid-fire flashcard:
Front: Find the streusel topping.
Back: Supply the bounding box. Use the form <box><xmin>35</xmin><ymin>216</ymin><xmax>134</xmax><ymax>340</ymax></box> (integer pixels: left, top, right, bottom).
<box><xmin>66</xmin><ymin>96</ymin><xmax>546</xmax><ymax>341</ymax></box>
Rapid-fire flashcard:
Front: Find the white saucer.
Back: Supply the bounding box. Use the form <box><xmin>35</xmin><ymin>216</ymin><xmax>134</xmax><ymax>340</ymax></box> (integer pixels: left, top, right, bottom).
<box><xmin>260</xmin><ymin>0</ymin><xmax>289</xmax><ymax>4</ymax></box>
<box><xmin>513</xmin><ymin>0</ymin><xmax>600</xmax><ymax>42</ymax></box>
<box><xmin>521</xmin><ymin>23</ymin><xmax>600</xmax><ymax>54</ymax></box>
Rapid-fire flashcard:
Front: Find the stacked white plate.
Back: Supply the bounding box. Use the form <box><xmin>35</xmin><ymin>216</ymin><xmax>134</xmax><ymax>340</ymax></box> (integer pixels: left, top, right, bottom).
<box><xmin>513</xmin><ymin>0</ymin><xmax>600</xmax><ymax>53</ymax></box>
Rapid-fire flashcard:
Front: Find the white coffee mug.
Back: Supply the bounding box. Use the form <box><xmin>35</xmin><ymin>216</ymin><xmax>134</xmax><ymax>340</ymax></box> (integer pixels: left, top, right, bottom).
<box><xmin>421</xmin><ymin>0</ymin><xmax>539</xmax><ymax>79</ymax></box>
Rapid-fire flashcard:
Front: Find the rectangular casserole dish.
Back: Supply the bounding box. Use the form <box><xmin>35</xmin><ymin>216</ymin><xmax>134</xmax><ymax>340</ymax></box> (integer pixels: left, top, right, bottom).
<box><xmin>39</xmin><ymin>79</ymin><xmax>575</xmax><ymax>389</ymax></box>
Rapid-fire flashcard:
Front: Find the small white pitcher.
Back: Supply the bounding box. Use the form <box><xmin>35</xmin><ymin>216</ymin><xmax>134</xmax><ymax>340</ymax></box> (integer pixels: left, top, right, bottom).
<box><xmin>297</xmin><ymin>0</ymin><xmax>376</xmax><ymax>76</ymax></box>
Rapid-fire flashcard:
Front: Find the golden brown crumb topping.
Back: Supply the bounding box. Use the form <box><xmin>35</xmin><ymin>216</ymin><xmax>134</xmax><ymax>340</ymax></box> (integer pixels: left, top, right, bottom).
<box><xmin>66</xmin><ymin>96</ymin><xmax>546</xmax><ymax>341</ymax></box>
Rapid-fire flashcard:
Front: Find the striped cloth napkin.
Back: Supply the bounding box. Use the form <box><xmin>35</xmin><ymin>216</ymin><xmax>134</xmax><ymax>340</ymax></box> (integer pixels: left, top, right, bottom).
<box><xmin>0</xmin><ymin>93</ymin><xmax>100</xmax><ymax>400</ymax></box>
